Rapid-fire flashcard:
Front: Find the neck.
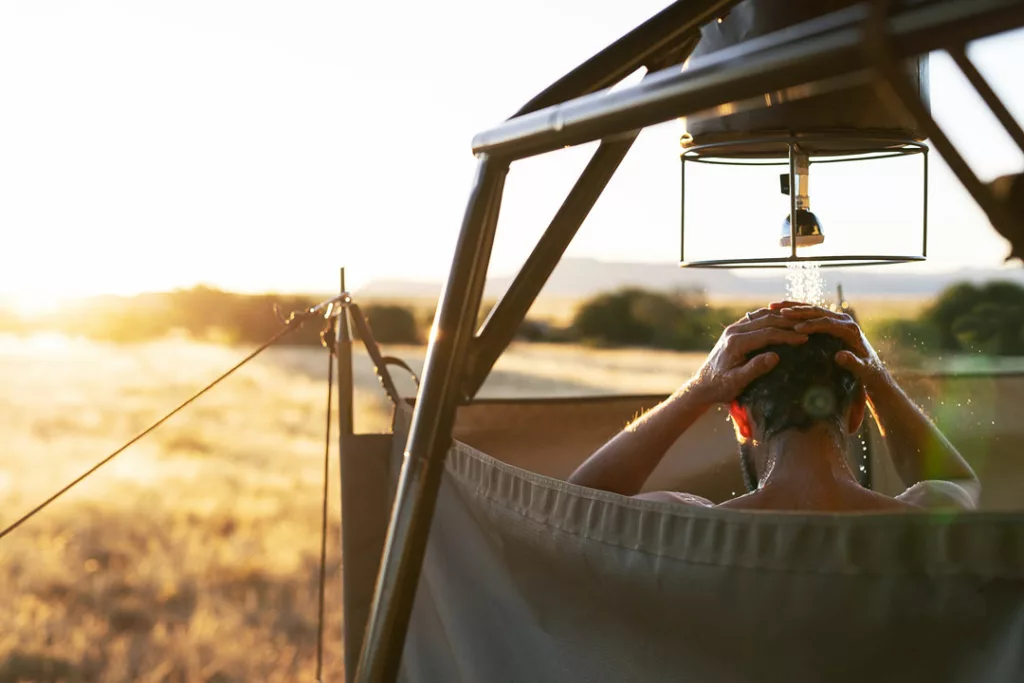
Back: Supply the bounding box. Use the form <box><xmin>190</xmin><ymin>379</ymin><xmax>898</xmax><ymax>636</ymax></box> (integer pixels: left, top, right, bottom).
<box><xmin>758</xmin><ymin>424</ymin><xmax>860</xmax><ymax>501</ymax></box>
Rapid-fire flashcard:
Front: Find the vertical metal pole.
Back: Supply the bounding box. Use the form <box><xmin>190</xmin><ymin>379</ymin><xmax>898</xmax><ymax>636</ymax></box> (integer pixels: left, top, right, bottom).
<box><xmin>789</xmin><ymin>143</ymin><xmax>798</xmax><ymax>259</ymax></box>
<box><xmin>355</xmin><ymin>155</ymin><xmax>507</xmax><ymax>683</ymax></box>
<box><xmin>862</xmin><ymin>428</ymin><xmax>874</xmax><ymax>491</ymax></box>
<box><xmin>680</xmin><ymin>153</ymin><xmax>687</xmax><ymax>263</ymax></box>
<box><xmin>922</xmin><ymin>148</ymin><xmax>929</xmax><ymax>258</ymax></box>
<box><xmin>335</xmin><ymin>267</ymin><xmax>355</xmax><ymax>679</ymax></box>
<box><xmin>464</xmin><ymin>134</ymin><xmax>638</xmax><ymax>399</ymax></box>
<box><xmin>337</xmin><ymin>268</ymin><xmax>354</xmax><ymax>438</ymax></box>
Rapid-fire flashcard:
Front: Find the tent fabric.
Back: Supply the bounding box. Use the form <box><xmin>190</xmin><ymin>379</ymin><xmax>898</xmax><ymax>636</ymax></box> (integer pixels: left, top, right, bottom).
<box><xmin>450</xmin><ymin>380</ymin><xmax>1024</xmax><ymax>510</ymax></box>
<box><xmin>339</xmin><ymin>434</ymin><xmax>394</xmax><ymax>677</ymax></box>
<box><xmin>381</xmin><ymin>404</ymin><xmax>1024</xmax><ymax>683</ymax></box>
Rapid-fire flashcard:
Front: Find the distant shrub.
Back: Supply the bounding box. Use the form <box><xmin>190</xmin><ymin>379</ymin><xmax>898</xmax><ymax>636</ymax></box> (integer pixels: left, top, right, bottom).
<box><xmin>872</xmin><ymin>317</ymin><xmax>938</xmax><ymax>351</ymax></box>
<box><xmin>361</xmin><ymin>305</ymin><xmax>419</xmax><ymax>345</ymax></box>
<box><xmin>869</xmin><ymin>317</ymin><xmax>938</xmax><ymax>367</ymax></box>
<box><xmin>868</xmin><ymin>280</ymin><xmax>1024</xmax><ymax>359</ymax></box>
<box><xmin>921</xmin><ymin>281</ymin><xmax>1024</xmax><ymax>356</ymax></box>
<box><xmin>571</xmin><ymin>288</ymin><xmax>730</xmax><ymax>350</ymax></box>
<box><xmin>515</xmin><ymin>319</ymin><xmax>551</xmax><ymax>342</ymax></box>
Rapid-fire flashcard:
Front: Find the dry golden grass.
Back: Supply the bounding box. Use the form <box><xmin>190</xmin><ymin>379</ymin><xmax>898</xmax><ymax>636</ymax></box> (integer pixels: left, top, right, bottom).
<box><xmin>0</xmin><ymin>336</ymin><xmax>395</xmax><ymax>683</ymax></box>
<box><xmin>0</xmin><ymin>334</ymin><xmax>697</xmax><ymax>682</ymax></box>
<box><xmin>1</xmin><ymin>321</ymin><xmax>976</xmax><ymax>682</ymax></box>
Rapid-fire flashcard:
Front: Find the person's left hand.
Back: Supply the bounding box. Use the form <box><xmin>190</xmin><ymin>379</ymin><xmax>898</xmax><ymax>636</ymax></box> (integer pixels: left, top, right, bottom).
<box><xmin>689</xmin><ymin>311</ymin><xmax>808</xmax><ymax>405</ymax></box>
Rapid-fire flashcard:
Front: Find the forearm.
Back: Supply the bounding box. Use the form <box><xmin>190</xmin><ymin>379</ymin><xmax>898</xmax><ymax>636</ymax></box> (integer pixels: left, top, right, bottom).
<box><xmin>868</xmin><ymin>379</ymin><xmax>978</xmax><ymax>493</ymax></box>
<box><xmin>778</xmin><ymin>303</ymin><xmax>979</xmax><ymax>501</ymax></box>
<box><xmin>568</xmin><ymin>381</ymin><xmax>711</xmax><ymax>495</ymax></box>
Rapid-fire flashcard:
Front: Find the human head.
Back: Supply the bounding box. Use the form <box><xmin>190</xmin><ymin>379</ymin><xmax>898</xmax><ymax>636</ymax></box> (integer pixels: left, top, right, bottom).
<box><xmin>728</xmin><ymin>332</ymin><xmax>866</xmax><ymax>490</ymax></box>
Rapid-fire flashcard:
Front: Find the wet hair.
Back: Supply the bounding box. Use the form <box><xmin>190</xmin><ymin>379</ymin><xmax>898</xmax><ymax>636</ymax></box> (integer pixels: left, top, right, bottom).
<box><xmin>736</xmin><ymin>333</ymin><xmax>860</xmax><ymax>490</ymax></box>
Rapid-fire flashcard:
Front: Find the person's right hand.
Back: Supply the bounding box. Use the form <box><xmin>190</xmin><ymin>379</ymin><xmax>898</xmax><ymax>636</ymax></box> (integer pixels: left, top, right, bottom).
<box><xmin>776</xmin><ymin>305</ymin><xmax>894</xmax><ymax>394</ymax></box>
<box><xmin>689</xmin><ymin>311</ymin><xmax>808</xmax><ymax>405</ymax></box>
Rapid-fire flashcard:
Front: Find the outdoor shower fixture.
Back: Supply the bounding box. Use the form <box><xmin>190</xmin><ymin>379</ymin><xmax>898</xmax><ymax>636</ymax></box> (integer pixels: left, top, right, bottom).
<box><xmin>353</xmin><ymin>2</ymin><xmax>1024</xmax><ymax>681</ymax></box>
<box><xmin>778</xmin><ymin>150</ymin><xmax>824</xmax><ymax>249</ymax></box>
<box><xmin>678</xmin><ymin>134</ymin><xmax>929</xmax><ymax>267</ymax></box>
<box><xmin>678</xmin><ymin>0</ymin><xmax>930</xmax><ymax>268</ymax></box>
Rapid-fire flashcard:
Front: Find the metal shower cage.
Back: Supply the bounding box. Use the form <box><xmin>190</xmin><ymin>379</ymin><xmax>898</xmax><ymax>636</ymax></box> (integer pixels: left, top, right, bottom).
<box><xmin>679</xmin><ymin>133</ymin><xmax>930</xmax><ymax>268</ymax></box>
<box><xmin>348</xmin><ymin>1</ymin><xmax>1024</xmax><ymax>682</ymax></box>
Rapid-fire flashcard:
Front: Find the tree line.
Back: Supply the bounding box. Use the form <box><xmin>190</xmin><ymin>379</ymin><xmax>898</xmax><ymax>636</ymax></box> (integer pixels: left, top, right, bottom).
<box><xmin>0</xmin><ymin>287</ymin><xmax>423</xmax><ymax>347</ymax></box>
<box><xmin>877</xmin><ymin>280</ymin><xmax>1024</xmax><ymax>357</ymax></box>
<box><xmin>563</xmin><ymin>281</ymin><xmax>1024</xmax><ymax>357</ymax></box>
<box><xmin>3</xmin><ymin>281</ymin><xmax>1024</xmax><ymax>357</ymax></box>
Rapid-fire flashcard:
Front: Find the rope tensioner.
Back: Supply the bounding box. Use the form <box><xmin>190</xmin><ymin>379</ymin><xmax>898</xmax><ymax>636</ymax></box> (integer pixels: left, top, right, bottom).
<box><xmin>0</xmin><ymin>303</ymin><xmax>319</xmax><ymax>542</ymax></box>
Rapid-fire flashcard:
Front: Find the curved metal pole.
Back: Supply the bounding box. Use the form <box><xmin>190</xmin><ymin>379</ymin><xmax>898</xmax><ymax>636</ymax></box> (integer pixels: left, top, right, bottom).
<box><xmin>355</xmin><ymin>155</ymin><xmax>508</xmax><ymax>683</ymax></box>
<box><xmin>472</xmin><ymin>0</ymin><xmax>1024</xmax><ymax>160</ymax></box>
<box><xmin>465</xmin><ymin>133</ymin><xmax>639</xmax><ymax>398</ymax></box>
<box><xmin>948</xmin><ymin>45</ymin><xmax>1024</xmax><ymax>155</ymax></box>
<box><xmin>865</xmin><ymin>0</ymin><xmax>1017</xmax><ymax>244</ymax></box>
<box><xmin>514</xmin><ymin>0</ymin><xmax>735</xmax><ymax>116</ymax></box>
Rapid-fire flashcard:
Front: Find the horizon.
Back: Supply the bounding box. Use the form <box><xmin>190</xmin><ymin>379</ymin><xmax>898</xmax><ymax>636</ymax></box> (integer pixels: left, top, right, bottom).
<box><xmin>4</xmin><ymin>255</ymin><xmax>1024</xmax><ymax>308</ymax></box>
<box><xmin>2</xmin><ymin>1</ymin><xmax>1023</xmax><ymax>306</ymax></box>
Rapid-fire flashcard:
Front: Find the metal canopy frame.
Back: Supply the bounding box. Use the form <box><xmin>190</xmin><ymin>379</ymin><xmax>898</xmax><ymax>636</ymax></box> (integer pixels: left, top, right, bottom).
<box><xmin>353</xmin><ymin>1</ymin><xmax>1024</xmax><ymax>681</ymax></box>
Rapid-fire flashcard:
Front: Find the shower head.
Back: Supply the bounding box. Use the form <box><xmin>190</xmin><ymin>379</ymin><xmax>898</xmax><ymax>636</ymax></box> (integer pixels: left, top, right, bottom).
<box><xmin>679</xmin><ymin>136</ymin><xmax>928</xmax><ymax>269</ymax></box>
<box><xmin>780</xmin><ymin>209</ymin><xmax>824</xmax><ymax>248</ymax></box>
<box><xmin>676</xmin><ymin>1</ymin><xmax>929</xmax><ymax>270</ymax></box>
<box><xmin>779</xmin><ymin>151</ymin><xmax>823</xmax><ymax>249</ymax></box>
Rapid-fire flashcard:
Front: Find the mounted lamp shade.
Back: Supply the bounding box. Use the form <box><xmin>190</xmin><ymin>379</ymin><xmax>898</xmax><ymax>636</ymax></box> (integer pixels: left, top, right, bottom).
<box><xmin>678</xmin><ymin>0</ymin><xmax>930</xmax><ymax>269</ymax></box>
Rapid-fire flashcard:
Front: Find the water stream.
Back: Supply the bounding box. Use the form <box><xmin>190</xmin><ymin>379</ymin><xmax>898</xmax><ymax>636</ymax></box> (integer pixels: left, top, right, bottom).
<box><xmin>784</xmin><ymin>262</ymin><xmax>827</xmax><ymax>306</ymax></box>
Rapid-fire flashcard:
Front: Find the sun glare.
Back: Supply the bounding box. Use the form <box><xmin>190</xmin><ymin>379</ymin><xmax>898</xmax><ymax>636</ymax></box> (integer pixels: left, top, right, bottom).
<box><xmin>7</xmin><ymin>291</ymin><xmax>69</xmax><ymax>319</ymax></box>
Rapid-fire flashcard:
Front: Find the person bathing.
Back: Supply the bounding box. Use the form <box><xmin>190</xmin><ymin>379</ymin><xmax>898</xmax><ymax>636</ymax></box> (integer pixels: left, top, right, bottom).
<box><xmin>569</xmin><ymin>302</ymin><xmax>979</xmax><ymax>511</ymax></box>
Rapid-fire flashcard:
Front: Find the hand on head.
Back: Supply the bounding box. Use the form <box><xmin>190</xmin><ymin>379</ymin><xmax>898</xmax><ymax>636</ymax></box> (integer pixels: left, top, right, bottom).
<box><xmin>775</xmin><ymin>304</ymin><xmax>891</xmax><ymax>394</ymax></box>
<box><xmin>692</xmin><ymin>301</ymin><xmax>890</xmax><ymax>405</ymax></box>
<box><xmin>689</xmin><ymin>306</ymin><xmax>808</xmax><ymax>405</ymax></box>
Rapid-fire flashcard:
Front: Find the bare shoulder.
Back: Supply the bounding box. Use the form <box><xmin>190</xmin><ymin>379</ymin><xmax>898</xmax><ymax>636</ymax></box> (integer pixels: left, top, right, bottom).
<box><xmin>896</xmin><ymin>480</ymin><xmax>979</xmax><ymax>510</ymax></box>
<box><xmin>860</xmin><ymin>489</ymin><xmax>919</xmax><ymax>511</ymax></box>
<box><xmin>715</xmin><ymin>491</ymin><xmax>764</xmax><ymax>509</ymax></box>
<box><xmin>717</xmin><ymin>487</ymin><xmax>916</xmax><ymax>511</ymax></box>
<box><xmin>634</xmin><ymin>491</ymin><xmax>715</xmax><ymax>507</ymax></box>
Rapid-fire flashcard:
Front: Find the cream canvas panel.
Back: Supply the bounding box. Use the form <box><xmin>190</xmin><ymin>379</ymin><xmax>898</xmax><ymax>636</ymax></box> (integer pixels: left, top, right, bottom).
<box><xmin>387</xmin><ymin>404</ymin><xmax>1024</xmax><ymax>683</ymax></box>
<box><xmin>453</xmin><ymin>372</ymin><xmax>1024</xmax><ymax>509</ymax></box>
<box><xmin>454</xmin><ymin>394</ymin><xmax>915</xmax><ymax>500</ymax></box>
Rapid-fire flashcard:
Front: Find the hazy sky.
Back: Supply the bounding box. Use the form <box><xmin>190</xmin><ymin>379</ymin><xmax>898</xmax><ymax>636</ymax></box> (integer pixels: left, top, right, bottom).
<box><xmin>1</xmin><ymin>0</ymin><xmax>1023</xmax><ymax>303</ymax></box>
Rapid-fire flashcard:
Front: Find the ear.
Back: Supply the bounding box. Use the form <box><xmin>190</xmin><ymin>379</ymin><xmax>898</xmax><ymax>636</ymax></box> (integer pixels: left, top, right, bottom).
<box><xmin>846</xmin><ymin>385</ymin><xmax>867</xmax><ymax>434</ymax></box>
<box><xmin>729</xmin><ymin>401</ymin><xmax>753</xmax><ymax>440</ymax></box>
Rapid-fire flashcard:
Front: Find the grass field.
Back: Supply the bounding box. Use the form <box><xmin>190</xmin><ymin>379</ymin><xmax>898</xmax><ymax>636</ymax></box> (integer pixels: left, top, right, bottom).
<box><xmin>5</xmin><ymin>323</ymin><xmax>1017</xmax><ymax>682</ymax></box>
<box><xmin>0</xmin><ymin>337</ymin><xmax>366</xmax><ymax>682</ymax></box>
<box><xmin>0</xmin><ymin>334</ymin><xmax>702</xmax><ymax>682</ymax></box>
